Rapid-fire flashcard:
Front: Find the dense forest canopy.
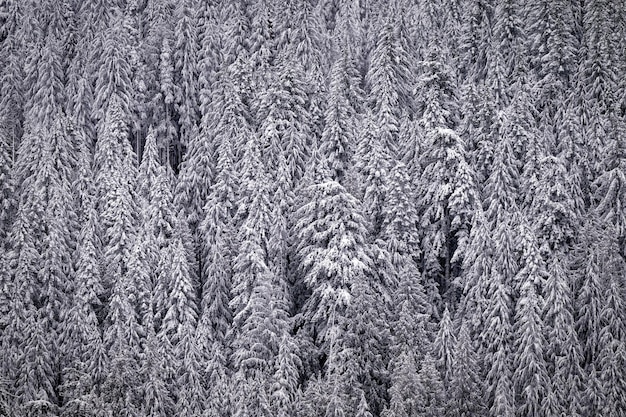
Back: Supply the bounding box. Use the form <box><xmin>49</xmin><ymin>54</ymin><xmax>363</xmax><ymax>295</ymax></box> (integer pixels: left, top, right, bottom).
<box><xmin>0</xmin><ymin>0</ymin><xmax>625</xmax><ymax>416</ymax></box>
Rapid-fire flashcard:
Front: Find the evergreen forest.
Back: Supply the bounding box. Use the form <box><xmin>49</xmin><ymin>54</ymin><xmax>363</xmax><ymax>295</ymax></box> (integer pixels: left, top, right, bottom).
<box><xmin>0</xmin><ymin>0</ymin><xmax>625</xmax><ymax>416</ymax></box>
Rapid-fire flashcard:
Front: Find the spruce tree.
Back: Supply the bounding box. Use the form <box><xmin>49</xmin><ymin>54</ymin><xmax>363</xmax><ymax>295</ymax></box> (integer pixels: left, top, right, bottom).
<box><xmin>542</xmin><ymin>256</ymin><xmax>584</xmax><ymax>417</ymax></box>
<box><xmin>481</xmin><ymin>274</ymin><xmax>514</xmax><ymax>417</ymax></box>
<box><xmin>448</xmin><ymin>318</ymin><xmax>486</xmax><ymax>417</ymax></box>
<box><xmin>512</xmin><ymin>230</ymin><xmax>549</xmax><ymax>417</ymax></box>
<box><xmin>271</xmin><ymin>333</ymin><xmax>301</xmax><ymax>417</ymax></box>
<box><xmin>597</xmin><ymin>233</ymin><xmax>626</xmax><ymax>417</ymax></box>
<box><xmin>172</xmin><ymin>0</ymin><xmax>199</xmax><ymax>149</ymax></box>
<box><xmin>293</xmin><ymin>178</ymin><xmax>373</xmax><ymax>352</ymax></box>
<box><xmin>94</xmin><ymin>94</ymin><xmax>139</xmax><ymax>301</ymax></box>
<box><xmin>435</xmin><ymin>305</ymin><xmax>455</xmax><ymax>388</ymax></box>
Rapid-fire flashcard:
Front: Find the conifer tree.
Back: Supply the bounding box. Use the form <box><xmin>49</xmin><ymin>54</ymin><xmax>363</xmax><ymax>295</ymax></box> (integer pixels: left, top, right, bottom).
<box><xmin>365</xmin><ymin>15</ymin><xmax>414</xmax><ymax>157</ymax></box>
<box><xmin>354</xmin><ymin>113</ymin><xmax>394</xmax><ymax>234</ymax></box>
<box><xmin>530</xmin><ymin>154</ymin><xmax>578</xmax><ymax>256</ymax></box>
<box><xmin>92</xmin><ymin>15</ymin><xmax>134</xmax><ymax>126</ymax></box>
<box><xmin>448</xmin><ymin>318</ymin><xmax>486</xmax><ymax>417</ymax></box>
<box><xmin>416</xmin><ymin>353</ymin><xmax>446</xmax><ymax>417</ymax></box>
<box><xmin>542</xmin><ymin>256</ymin><xmax>584</xmax><ymax>417</ymax></box>
<box><xmin>229</xmin><ymin>139</ymin><xmax>285</xmax><ymax>380</ymax></box>
<box><xmin>318</xmin><ymin>51</ymin><xmax>362</xmax><ymax>185</ymax></box>
<box><xmin>575</xmin><ymin>220</ymin><xmax>605</xmax><ymax>368</ymax></box>
<box><xmin>293</xmin><ymin>178</ymin><xmax>373</xmax><ymax>352</ymax></box>
<box><xmin>512</xmin><ymin>227</ymin><xmax>549</xmax><ymax>417</ymax></box>
<box><xmin>435</xmin><ymin>305</ymin><xmax>455</xmax><ymax>388</ymax></box>
<box><xmin>25</xmin><ymin>34</ymin><xmax>65</xmax><ymax>127</ymax></box>
<box><xmin>481</xmin><ymin>274</ymin><xmax>514</xmax><ymax>417</ymax></box>
<box><xmin>0</xmin><ymin>130</ymin><xmax>15</xmax><ymax>245</ymax></box>
<box><xmin>15</xmin><ymin>308</ymin><xmax>59</xmax><ymax>417</ymax></box>
<box><xmin>94</xmin><ymin>94</ymin><xmax>139</xmax><ymax>299</ymax></box>
<box><xmin>257</xmin><ymin>59</ymin><xmax>313</xmax><ymax>184</ymax></box>
<box><xmin>141</xmin><ymin>313</ymin><xmax>174</xmax><ymax>417</ymax></box>
<box><xmin>204</xmin><ymin>342</ymin><xmax>231</xmax><ymax>417</ymax></box>
<box><xmin>59</xmin><ymin>206</ymin><xmax>107</xmax><ymax>416</ymax></box>
<box><xmin>197</xmin><ymin>135</ymin><xmax>236</xmax><ymax>349</ymax></box>
<box><xmin>383</xmin><ymin>350</ymin><xmax>422</xmax><ymax>417</ymax></box>
<box><xmin>102</xmin><ymin>265</ymin><xmax>143</xmax><ymax>417</ymax></box>
<box><xmin>458</xmin><ymin>0</ymin><xmax>491</xmax><ymax>82</ymax></box>
<box><xmin>418</xmin><ymin>127</ymin><xmax>477</xmax><ymax>299</ymax></box>
<box><xmin>137</xmin><ymin>127</ymin><xmax>162</xmax><ymax>208</ymax></box>
<box><xmin>195</xmin><ymin>0</ymin><xmax>223</xmax><ymax>102</ymax></box>
<box><xmin>161</xmin><ymin>238</ymin><xmax>197</xmax><ymax>347</ymax></box>
<box><xmin>355</xmin><ymin>389</ymin><xmax>374</xmax><ymax>417</ymax></box>
<box><xmin>271</xmin><ymin>334</ymin><xmax>302</xmax><ymax>417</ymax></box>
<box><xmin>378</xmin><ymin>162</ymin><xmax>421</xmax><ymax>269</ymax></box>
<box><xmin>344</xmin><ymin>268</ymin><xmax>391</xmax><ymax>415</ymax></box>
<box><xmin>593</xmin><ymin>117</ymin><xmax>626</xmax><ymax>256</ymax></box>
<box><xmin>596</xmin><ymin>233</ymin><xmax>626</xmax><ymax>417</ymax></box>
<box><xmin>173</xmin><ymin>0</ymin><xmax>199</xmax><ymax>149</ymax></box>
<box><xmin>0</xmin><ymin>4</ymin><xmax>26</xmax><ymax>169</ymax></box>
<box><xmin>173</xmin><ymin>327</ymin><xmax>204</xmax><ymax>417</ymax></box>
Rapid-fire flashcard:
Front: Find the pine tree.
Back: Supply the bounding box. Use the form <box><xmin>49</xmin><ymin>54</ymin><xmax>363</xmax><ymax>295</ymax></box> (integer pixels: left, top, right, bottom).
<box><xmin>593</xmin><ymin>116</ymin><xmax>626</xmax><ymax>256</ymax></box>
<box><xmin>0</xmin><ymin>2</ymin><xmax>26</xmax><ymax>176</ymax></box>
<box><xmin>323</xmin><ymin>338</ymin><xmax>358</xmax><ymax>417</ymax></box>
<box><xmin>318</xmin><ymin>47</ymin><xmax>364</xmax><ymax>186</ymax></box>
<box><xmin>575</xmin><ymin>220</ymin><xmax>605</xmax><ymax>367</ymax></box>
<box><xmin>196</xmin><ymin>0</ymin><xmax>223</xmax><ymax>106</ymax></box>
<box><xmin>0</xmin><ymin>119</ymin><xmax>16</xmax><ymax>245</ymax></box>
<box><xmin>459</xmin><ymin>207</ymin><xmax>494</xmax><ymax>339</ymax></box>
<box><xmin>276</xmin><ymin>0</ymin><xmax>328</xmax><ymax>139</ymax></box>
<box><xmin>175</xmin><ymin>72</ymin><xmax>250</xmax><ymax>241</ymax></box>
<box><xmin>390</xmin><ymin>265</ymin><xmax>432</xmax><ymax>359</ymax></box>
<box><xmin>25</xmin><ymin>34</ymin><xmax>65</xmax><ymax>127</ymax></box>
<box><xmin>573</xmin><ymin>217</ymin><xmax>606</xmax><ymax>416</ymax></box>
<box><xmin>298</xmin><ymin>373</ymin><xmax>327</xmax><ymax>417</ymax></box>
<box><xmin>344</xmin><ymin>267</ymin><xmax>391</xmax><ymax>415</ymax></box>
<box><xmin>137</xmin><ymin>127</ymin><xmax>163</xmax><ymax>208</ymax></box>
<box><xmin>349</xmin><ymin>389</ymin><xmax>371</xmax><ymax>417</ymax></box>
<box><xmin>377</xmin><ymin>162</ymin><xmax>421</xmax><ymax>271</ymax></box>
<box><xmin>256</xmin><ymin>59</ymin><xmax>313</xmax><ymax>187</ymax></box>
<box><xmin>525</xmin><ymin>0</ymin><xmax>577</xmax><ymax>113</ymax></box>
<box><xmin>458</xmin><ymin>0</ymin><xmax>491</xmax><ymax>82</ymax></box>
<box><xmin>149</xmin><ymin>172</ymin><xmax>178</xmax><ymax>332</ymax></box>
